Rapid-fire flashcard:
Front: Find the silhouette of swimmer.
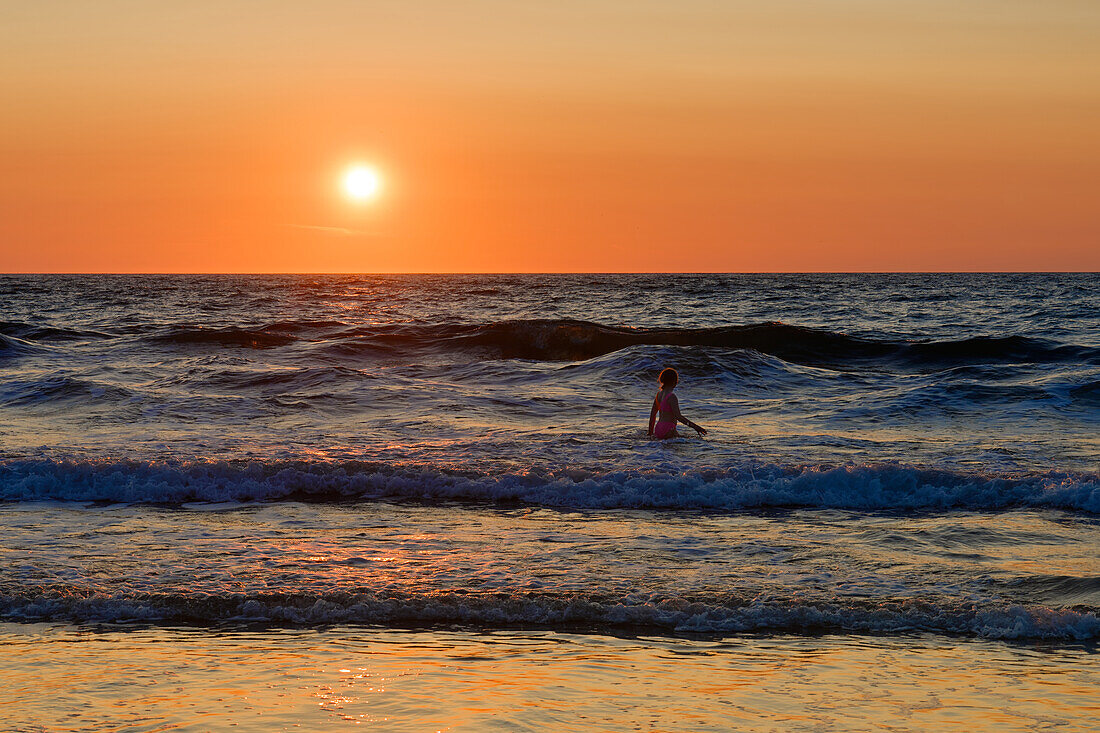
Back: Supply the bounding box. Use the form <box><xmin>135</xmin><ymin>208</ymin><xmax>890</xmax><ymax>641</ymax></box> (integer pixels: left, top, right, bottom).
<box><xmin>647</xmin><ymin>368</ymin><xmax>707</xmax><ymax>439</ymax></box>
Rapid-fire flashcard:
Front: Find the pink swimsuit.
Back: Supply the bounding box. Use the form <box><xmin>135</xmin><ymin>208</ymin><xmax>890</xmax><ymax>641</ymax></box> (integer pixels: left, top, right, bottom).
<box><xmin>653</xmin><ymin>394</ymin><xmax>677</xmax><ymax>439</ymax></box>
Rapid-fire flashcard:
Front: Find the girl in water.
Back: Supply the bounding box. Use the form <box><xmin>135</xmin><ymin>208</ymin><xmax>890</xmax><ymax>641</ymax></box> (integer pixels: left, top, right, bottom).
<box><xmin>648</xmin><ymin>368</ymin><xmax>707</xmax><ymax>439</ymax></box>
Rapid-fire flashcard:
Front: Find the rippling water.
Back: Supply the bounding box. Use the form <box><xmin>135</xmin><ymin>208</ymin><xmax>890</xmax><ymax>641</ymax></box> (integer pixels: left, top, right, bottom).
<box><xmin>1</xmin><ymin>274</ymin><xmax>1097</xmax><ymax>729</ymax></box>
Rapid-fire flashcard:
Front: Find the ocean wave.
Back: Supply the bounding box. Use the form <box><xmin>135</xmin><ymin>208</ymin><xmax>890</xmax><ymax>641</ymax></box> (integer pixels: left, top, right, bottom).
<box><xmin>0</xmin><ymin>376</ymin><xmax>133</xmax><ymax>407</ymax></box>
<box><xmin>102</xmin><ymin>319</ymin><xmax>1099</xmax><ymax>367</ymax></box>
<box><xmin>1</xmin><ymin>590</ymin><xmax>1095</xmax><ymax>640</ymax></box>
<box><xmin>320</xmin><ymin>320</ymin><xmax>889</xmax><ymax>364</ymax></box>
<box><xmin>151</xmin><ymin>326</ymin><xmax>300</xmax><ymax>349</ymax></box>
<box><xmin>0</xmin><ymin>332</ymin><xmax>43</xmax><ymax>358</ymax></box>
<box><xmin>309</xmin><ymin>319</ymin><xmax>1098</xmax><ymax>367</ymax></box>
<box><xmin>1</xmin><ymin>459</ymin><xmax>1097</xmax><ymax>513</ymax></box>
<box><xmin>1001</xmin><ymin>575</ymin><xmax>1100</xmax><ymax>606</ymax></box>
<box><xmin>0</xmin><ymin>320</ymin><xmax>112</xmax><ymax>342</ymax></box>
<box><xmin>259</xmin><ymin>319</ymin><xmax>348</xmax><ymax>333</ymax></box>
<box><xmin>196</xmin><ymin>365</ymin><xmax>366</xmax><ymax>391</ymax></box>
<box><xmin>1069</xmin><ymin>379</ymin><xmax>1100</xmax><ymax>405</ymax></box>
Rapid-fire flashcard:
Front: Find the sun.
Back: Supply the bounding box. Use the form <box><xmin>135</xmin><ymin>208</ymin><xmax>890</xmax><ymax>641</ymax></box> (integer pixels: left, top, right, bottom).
<box><xmin>343</xmin><ymin>165</ymin><xmax>382</xmax><ymax>201</ymax></box>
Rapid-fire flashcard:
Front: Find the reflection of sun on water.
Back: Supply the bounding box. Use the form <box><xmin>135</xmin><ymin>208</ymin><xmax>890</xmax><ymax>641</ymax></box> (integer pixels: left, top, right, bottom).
<box><xmin>343</xmin><ymin>165</ymin><xmax>382</xmax><ymax>201</ymax></box>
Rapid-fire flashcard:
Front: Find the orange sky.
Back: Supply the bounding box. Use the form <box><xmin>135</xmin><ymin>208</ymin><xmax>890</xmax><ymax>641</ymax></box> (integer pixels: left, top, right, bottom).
<box><xmin>2</xmin><ymin>1</ymin><xmax>1098</xmax><ymax>272</ymax></box>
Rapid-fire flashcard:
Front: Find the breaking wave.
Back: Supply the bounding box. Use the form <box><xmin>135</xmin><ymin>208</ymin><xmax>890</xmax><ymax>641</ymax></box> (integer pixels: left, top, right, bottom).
<box><xmin>2</xmin><ymin>459</ymin><xmax>1097</xmax><ymax>513</ymax></box>
<box><xmin>2</xmin><ymin>589</ymin><xmax>1096</xmax><ymax>640</ymax></box>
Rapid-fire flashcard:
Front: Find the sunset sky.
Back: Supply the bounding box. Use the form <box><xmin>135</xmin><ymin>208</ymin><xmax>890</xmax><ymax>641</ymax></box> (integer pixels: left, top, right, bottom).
<box><xmin>2</xmin><ymin>1</ymin><xmax>1098</xmax><ymax>272</ymax></box>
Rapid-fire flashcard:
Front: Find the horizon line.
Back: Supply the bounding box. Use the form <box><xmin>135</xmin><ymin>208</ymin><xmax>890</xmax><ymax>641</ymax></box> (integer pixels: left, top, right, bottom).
<box><xmin>0</xmin><ymin>270</ymin><xmax>1096</xmax><ymax>276</ymax></box>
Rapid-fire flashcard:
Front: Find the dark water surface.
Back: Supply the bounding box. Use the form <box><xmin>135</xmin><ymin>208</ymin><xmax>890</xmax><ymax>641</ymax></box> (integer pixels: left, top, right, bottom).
<box><xmin>0</xmin><ymin>274</ymin><xmax>1097</xmax><ymax>639</ymax></box>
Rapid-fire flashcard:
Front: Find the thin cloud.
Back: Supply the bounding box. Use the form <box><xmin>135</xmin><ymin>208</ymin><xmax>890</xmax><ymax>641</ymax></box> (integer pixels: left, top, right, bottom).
<box><xmin>290</xmin><ymin>224</ymin><xmax>380</xmax><ymax>237</ymax></box>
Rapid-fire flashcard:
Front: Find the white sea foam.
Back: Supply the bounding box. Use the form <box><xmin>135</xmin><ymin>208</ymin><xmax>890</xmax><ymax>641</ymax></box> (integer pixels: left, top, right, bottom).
<box><xmin>1</xmin><ymin>459</ymin><xmax>1097</xmax><ymax>512</ymax></box>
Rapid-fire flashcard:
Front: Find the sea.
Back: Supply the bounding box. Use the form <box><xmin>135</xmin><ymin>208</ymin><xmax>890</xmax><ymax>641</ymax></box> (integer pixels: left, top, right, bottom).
<box><xmin>1</xmin><ymin>273</ymin><xmax>1097</xmax><ymax>731</ymax></box>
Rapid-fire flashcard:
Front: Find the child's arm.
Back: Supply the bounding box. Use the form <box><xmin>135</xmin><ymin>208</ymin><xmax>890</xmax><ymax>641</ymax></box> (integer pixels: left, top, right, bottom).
<box><xmin>647</xmin><ymin>396</ymin><xmax>659</xmax><ymax>435</ymax></box>
<box><xmin>671</xmin><ymin>395</ymin><xmax>707</xmax><ymax>435</ymax></box>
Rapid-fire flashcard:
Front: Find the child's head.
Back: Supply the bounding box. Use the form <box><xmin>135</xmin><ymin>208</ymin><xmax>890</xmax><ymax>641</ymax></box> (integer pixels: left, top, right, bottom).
<box><xmin>659</xmin><ymin>368</ymin><xmax>679</xmax><ymax>389</ymax></box>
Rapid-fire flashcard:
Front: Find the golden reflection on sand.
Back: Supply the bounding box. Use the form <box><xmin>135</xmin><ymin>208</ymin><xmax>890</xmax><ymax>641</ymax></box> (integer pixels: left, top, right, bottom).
<box><xmin>7</xmin><ymin>625</ymin><xmax>1094</xmax><ymax>731</ymax></box>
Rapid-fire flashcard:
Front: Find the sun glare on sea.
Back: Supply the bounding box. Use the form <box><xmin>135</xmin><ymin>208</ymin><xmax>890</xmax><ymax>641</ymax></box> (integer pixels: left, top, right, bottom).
<box><xmin>343</xmin><ymin>165</ymin><xmax>382</xmax><ymax>201</ymax></box>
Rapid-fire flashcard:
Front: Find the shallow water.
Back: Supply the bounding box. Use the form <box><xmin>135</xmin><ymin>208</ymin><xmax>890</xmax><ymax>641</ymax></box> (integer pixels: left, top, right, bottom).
<box><xmin>2</xmin><ymin>625</ymin><xmax>1096</xmax><ymax>732</ymax></box>
<box><xmin>2</xmin><ymin>502</ymin><xmax>1097</xmax><ymax>639</ymax></box>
